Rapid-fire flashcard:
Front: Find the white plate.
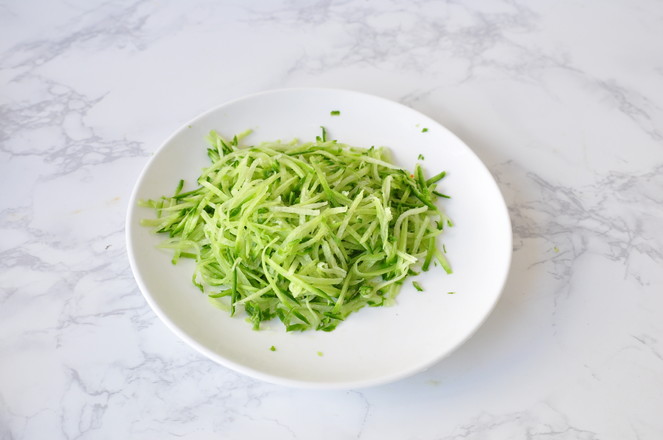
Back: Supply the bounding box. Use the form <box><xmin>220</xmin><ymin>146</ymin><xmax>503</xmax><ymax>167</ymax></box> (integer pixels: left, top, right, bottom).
<box><xmin>126</xmin><ymin>88</ymin><xmax>512</xmax><ymax>389</ymax></box>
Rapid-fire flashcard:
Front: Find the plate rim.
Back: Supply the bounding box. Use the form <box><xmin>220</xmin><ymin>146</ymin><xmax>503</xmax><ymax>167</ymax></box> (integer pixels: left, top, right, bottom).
<box><xmin>125</xmin><ymin>87</ymin><xmax>513</xmax><ymax>389</ymax></box>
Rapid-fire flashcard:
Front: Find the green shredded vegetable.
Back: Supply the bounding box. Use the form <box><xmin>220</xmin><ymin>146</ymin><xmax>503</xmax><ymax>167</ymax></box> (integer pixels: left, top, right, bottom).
<box><xmin>412</xmin><ymin>281</ymin><xmax>424</xmax><ymax>292</ymax></box>
<box><xmin>330</xmin><ymin>110</ymin><xmax>341</xmax><ymax>116</ymax></box>
<box><xmin>139</xmin><ymin>129</ymin><xmax>452</xmax><ymax>332</ymax></box>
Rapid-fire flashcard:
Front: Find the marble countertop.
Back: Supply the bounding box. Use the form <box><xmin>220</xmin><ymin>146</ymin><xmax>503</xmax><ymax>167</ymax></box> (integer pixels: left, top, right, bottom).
<box><xmin>2</xmin><ymin>1</ymin><xmax>662</xmax><ymax>438</ymax></box>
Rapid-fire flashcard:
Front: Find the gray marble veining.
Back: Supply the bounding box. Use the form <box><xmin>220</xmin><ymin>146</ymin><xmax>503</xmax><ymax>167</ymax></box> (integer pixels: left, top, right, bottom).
<box><xmin>1</xmin><ymin>0</ymin><xmax>662</xmax><ymax>438</ymax></box>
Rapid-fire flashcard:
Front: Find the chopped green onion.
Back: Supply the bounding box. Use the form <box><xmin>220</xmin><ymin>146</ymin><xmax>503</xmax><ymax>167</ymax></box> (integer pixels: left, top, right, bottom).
<box><xmin>270</xmin><ymin>345</ymin><xmax>276</xmax><ymax>351</ymax></box>
<box><xmin>422</xmin><ymin>128</ymin><xmax>428</xmax><ymax>133</ymax></box>
<box><xmin>330</xmin><ymin>110</ymin><xmax>341</xmax><ymax>116</ymax></box>
<box><xmin>417</xmin><ymin>154</ymin><xmax>425</xmax><ymax>160</ymax></box>
<box><xmin>413</xmin><ymin>281</ymin><xmax>424</xmax><ymax>292</ymax></box>
<box><xmin>140</xmin><ymin>130</ymin><xmax>453</xmax><ymax>331</ymax></box>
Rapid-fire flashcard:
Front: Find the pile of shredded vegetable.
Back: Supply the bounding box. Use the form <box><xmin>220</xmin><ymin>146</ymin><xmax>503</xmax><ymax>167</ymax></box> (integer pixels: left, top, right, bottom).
<box><xmin>139</xmin><ymin>129</ymin><xmax>452</xmax><ymax>332</ymax></box>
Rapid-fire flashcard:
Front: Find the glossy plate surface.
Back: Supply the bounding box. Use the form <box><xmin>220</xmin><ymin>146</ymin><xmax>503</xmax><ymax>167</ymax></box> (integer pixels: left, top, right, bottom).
<box><xmin>126</xmin><ymin>88</ymin><xmax>512</xmax><ymax>389</ymax></box>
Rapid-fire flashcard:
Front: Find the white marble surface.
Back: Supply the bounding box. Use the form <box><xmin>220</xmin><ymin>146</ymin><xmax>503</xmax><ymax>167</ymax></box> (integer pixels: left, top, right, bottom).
<box><xmin>1</xmin><ymin>0</ymin><xmax>662</xmax><ymax>438</ymax></box>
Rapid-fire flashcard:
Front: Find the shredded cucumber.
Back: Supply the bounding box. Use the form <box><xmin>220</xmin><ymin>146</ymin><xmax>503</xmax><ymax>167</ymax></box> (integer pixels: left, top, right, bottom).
<box><xmin>139</xmin><ymin>129</ymin><xmax>452</xmax><ymax>332</ymax></box>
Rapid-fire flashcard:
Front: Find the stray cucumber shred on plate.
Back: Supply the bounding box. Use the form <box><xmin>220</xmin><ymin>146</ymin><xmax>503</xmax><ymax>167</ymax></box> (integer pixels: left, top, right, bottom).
<box><xmin>139</xmin><ymin>129</ymin><xmax>452</xmax><ymax>332</ymax></box>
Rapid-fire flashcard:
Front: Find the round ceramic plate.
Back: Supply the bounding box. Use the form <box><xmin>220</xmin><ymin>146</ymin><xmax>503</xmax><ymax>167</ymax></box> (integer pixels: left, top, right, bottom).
<box><xmin>126</xmin><ymin>88</ymin><xmax>511</xmax><ymax>389</ymax></box>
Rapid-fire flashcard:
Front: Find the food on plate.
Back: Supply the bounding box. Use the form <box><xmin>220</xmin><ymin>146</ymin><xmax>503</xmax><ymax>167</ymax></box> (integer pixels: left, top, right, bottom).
<box><xmin>139</xmin><ymin>129</ymin><xmax>452</xmax><ymax>331</ymax></box>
